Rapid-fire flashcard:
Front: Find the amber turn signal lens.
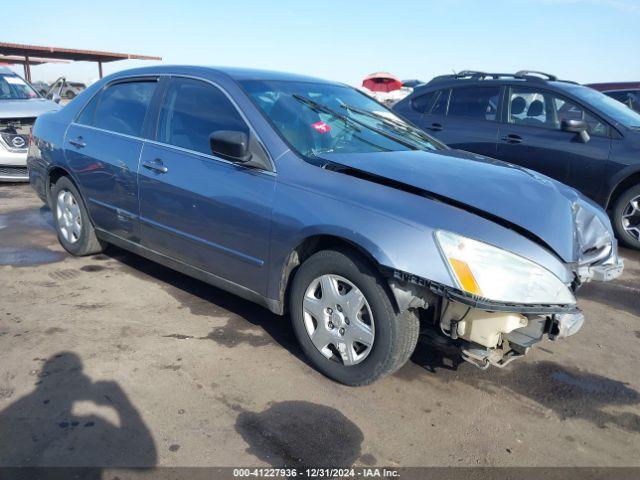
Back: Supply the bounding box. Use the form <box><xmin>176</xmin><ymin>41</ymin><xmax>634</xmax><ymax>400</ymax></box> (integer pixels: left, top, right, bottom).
<box><xmin>449</xmin><ymin>258</ymin><xmax>482</xmax><ymax>296</ymax></box>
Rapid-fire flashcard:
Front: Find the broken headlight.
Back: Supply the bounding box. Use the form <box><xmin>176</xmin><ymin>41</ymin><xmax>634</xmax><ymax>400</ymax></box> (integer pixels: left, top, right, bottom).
<box><xmin>435</xmin><ymin>230</ymin><xmax>575</xmax><ymax>305</ymax></box>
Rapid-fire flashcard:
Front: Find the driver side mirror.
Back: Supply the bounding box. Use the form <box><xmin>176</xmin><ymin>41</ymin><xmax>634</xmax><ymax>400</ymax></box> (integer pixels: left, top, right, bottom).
<box><xmin>209</xmin><ymin>130</ymin><xmax>252</xmax><ymax>163</ymax></box>
<box><xmin>561</xmin><ymin>119</ymin><xmax>590</xmax><ymax>143</ymax></box>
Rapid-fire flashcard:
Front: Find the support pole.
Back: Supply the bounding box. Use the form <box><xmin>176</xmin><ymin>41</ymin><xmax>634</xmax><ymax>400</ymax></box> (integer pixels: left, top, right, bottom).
<box><xmin>24</xmin><ymin>56</ymin><xmax>31</xmax><ymax>82</ymax></box>
<box><xmin>98</xmin><ymin>61</ymin><xmax>103</xmax><ymax>79</ymax></box>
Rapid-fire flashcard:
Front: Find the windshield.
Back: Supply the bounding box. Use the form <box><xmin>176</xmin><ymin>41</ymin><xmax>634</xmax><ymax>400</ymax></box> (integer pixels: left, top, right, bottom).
<box><xmin>240</xmin><ymin>80</ymin><xmax>440</xmax><ymax>158</ymax></box>
<box><xmin>564</xmin><ymin>84</ymin><xmax>640</xmax><ymax>128</ymax></box>
<box><xmin>0</xmin><ymin>74</ymin><xmax>40</xmax><ymax>100</ymax></box>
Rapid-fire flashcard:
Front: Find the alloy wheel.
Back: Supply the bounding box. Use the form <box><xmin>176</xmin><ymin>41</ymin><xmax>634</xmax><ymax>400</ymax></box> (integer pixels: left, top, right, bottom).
<box><xmin>622</xmin><ymin>195</ymin><xmax>640</xmax><ymax>241</ymax></box>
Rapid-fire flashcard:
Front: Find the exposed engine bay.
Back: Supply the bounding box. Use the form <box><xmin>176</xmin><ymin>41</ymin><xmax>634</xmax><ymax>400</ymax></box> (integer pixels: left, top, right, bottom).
<box><xmin>389</xmin><ymin>271</ymin><xmax>592</xmax><ymax>370</ymax></box>
<box><xmin>437</xmin><ymin>299</ymin><xmax>584</xmax><ymax>369</ymax></box>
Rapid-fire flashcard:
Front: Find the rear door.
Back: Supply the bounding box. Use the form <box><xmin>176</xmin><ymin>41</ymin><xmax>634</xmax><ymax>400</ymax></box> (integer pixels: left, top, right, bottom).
<box><xmin>64</xmin><ymin>78</ymin><xmax>158</xmax><ymax>241</ymax></box>
<box><xmin>138</xmin><ymin>76</ymin><xmax>275</xmax><ymax>295</ymax></box>
<box><xmin>495</xmin><ymin>86</ymin><xmax>611</xmax><ymax>201</ymax></box>
<box><xmin>424</xmin><ymin>86</ymin><xmax>501</xmax><ymax>158</ymax></box>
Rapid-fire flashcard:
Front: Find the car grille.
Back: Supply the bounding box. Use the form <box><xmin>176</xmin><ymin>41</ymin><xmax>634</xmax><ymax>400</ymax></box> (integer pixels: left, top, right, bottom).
<box><xmin>0</xmin><ymin>166</ymin><xmax>28</xmax><ymax>177</ymax></box>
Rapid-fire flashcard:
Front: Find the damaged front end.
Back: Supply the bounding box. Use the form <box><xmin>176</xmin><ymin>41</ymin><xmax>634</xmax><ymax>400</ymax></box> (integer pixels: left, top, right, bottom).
<box><xmin>572</xmin><ymin>201</ymin><xmax>624</xmax><ymax>283</ymax></box>
<box><xmin>390</xmin><ymin>271</ymin><xmax>586</xmax><ymax>370</ymax></box>
<box><xmin>388</xmin><ymin>201</ymin><xmax>623</xmax><ymax>370</ymax></box>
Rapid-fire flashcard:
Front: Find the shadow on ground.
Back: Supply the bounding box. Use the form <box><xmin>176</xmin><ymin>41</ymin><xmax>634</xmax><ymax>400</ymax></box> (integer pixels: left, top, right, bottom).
<box><xmin>235</xmin><ymin>400</ymin><xmax>368</xmax><ymax>468</ymax></box>
<box><xmin>102</xmin><ymin>246</ymin><xmax>304</xmax><ymax>361</ymax></box>
<box><xmin>397</xmin><ymin>339</ymin><xmax>640</xmax><ymax>434</ymax></box>
<box><xmin>0</xmin><ymin>352</ymin><xmax>157</xmax><ymax>476</ymax></box>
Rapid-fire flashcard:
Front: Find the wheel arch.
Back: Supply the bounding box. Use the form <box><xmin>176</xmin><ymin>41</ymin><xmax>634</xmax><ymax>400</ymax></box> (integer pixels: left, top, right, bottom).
<box><xmin>47</xmin><ymin>166</ymin><xmax>73</xmax><ymax>206</ymax></box>
<box><xmin>605</xmin><ymin>169</ymin><xmax>640</xmax><ymax>211</ymax></box>
<box><xmin>277</xmin><ymin>234</ymin><xmax>408</xmax><ymax>316</ymax></box>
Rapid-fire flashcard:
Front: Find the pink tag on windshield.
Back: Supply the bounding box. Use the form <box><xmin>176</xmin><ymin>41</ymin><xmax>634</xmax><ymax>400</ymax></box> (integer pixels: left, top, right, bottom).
<box><xmin>311</xmin><ymin>121</ymin><xmax>331</xmax><ymax>133</ymax></box>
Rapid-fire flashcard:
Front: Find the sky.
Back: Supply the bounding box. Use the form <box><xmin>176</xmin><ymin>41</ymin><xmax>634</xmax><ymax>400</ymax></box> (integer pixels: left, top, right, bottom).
<box><xmin>3</xmin><ymin>0</ymin><xmax>639</xmax><ymax>87</ymax></box>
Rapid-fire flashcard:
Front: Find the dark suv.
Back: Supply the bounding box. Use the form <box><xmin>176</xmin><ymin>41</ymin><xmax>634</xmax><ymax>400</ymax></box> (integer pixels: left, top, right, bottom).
<box><xmin>394</xmin><ymin>71</ymin><xmax>640</xmax><ymax>249</ymax></box>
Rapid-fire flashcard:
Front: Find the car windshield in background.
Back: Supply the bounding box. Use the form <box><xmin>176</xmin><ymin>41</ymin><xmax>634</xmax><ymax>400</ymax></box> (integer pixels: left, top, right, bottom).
<box><xmin>0</xmin><ymin>74</ymin><xmax>40</xmax><ymax>100</ymax></box>
<box><xmin>241</xmin><ymin>80</ymin><xmax>439</xmax><ymax>158</ymax></box>
<box><xmin>566</xmin><ymin>84</ymin><xmax>640</xmax><ymax>128</ymax></box>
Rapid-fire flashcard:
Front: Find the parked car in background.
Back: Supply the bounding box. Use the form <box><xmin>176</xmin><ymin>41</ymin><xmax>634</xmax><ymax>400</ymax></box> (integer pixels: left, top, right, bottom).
<box><xmin>402</xmin><ymin>79</ymin><xmax>425</xmax><ymax>89</ymax></box>
<box><xmin>47</xmin><ymin>77</ymin><xmax>86</xmax><ymax>100</ymax></box>
<box><xmin>587</xmin><ymin>82</ymin><xmax>640</xmax><ymax>113</ymax></box>
<box><xmin>394</xmin><ymin>70</ymin><xmax>640</xmax><ymax>250</ymax></box>
<box><xmin>28</xmin><ymin>66</ymin><xmax>622</xmax><ymax>384</ymax></box>
<box><xmin>0</xmin><ymin>67</ymin><xmax>60</xmax><ymax>181</ymax></box>
<box><xmin>30</xmin><ymin>80</ymin><xmax>50</xmax><ymax>96</ymax></box>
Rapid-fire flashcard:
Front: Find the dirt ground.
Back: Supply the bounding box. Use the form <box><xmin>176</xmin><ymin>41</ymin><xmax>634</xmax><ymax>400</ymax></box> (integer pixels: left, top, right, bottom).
<box><xmin>1</xmin><ymin>182</ymin><xmax>639</xmax><ymax>470</ymax></box>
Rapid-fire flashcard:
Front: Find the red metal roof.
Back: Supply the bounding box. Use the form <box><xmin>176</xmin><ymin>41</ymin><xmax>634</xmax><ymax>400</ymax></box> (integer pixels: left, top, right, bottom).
<box><xmin>0</xmin><ymin>42</ymin><xmax>161</xmax><ymax>63</ymax></box>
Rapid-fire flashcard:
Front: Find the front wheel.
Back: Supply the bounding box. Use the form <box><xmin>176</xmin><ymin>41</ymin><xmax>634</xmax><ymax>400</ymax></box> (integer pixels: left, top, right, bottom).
<box><xmin>289</xmin><ymin>249</ymin><xmax>419</xmax><ymax>386</ymax></box>
<box><xmin>612</xmin><ymin>184</ymin><xmax>640</xmax><ymax>250</ymax></box>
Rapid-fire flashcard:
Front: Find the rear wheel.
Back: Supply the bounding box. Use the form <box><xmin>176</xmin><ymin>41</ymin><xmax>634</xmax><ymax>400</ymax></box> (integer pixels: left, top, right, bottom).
<box><xmin>51</xmin><ymin>176</ymin><xmax>105</xmax><ymax>256</ymax></box>
<box><xmin>289</xmin><ymin>248</ymin><xmax>419</xmax><ymax>386</ymax></box>
<box><xmin>612</xmin><ymin>184</ymin><xmax>640</xmax><ymax>250</ymax></box>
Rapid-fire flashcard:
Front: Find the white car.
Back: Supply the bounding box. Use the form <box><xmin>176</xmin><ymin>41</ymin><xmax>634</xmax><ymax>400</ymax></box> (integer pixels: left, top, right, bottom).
<box><xmin>0</xmin><ymin>67</ymin><xmax>60</xmax><ymax>182</ymax></box>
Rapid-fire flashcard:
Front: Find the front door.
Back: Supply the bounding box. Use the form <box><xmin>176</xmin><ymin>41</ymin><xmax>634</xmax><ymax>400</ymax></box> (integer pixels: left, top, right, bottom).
<box><xmin>64</xmin><ymin>78</ymin><xmax>158</xmax><ymax>241</ymax></box>
<box><xmin>138</xmin><ymin>77</ymin><xmax>275</xmax><ymax>295</ymax></box>
<box><xmin>495</xmin><ymin>86</ymin><xmax>611</xmax><ymax>202</ymax></box>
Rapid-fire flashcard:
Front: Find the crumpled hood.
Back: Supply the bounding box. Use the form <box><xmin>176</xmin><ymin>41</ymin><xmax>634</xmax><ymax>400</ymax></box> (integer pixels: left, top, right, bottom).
<box><xmin>321</xmin><ymin>149</ymin><xmax>614</xmax><ymax>263</ymax></box>
<box><xmin>0</xmin><ymin>98</ymin><xmax>60</xmax><ymax>118</ymax></box>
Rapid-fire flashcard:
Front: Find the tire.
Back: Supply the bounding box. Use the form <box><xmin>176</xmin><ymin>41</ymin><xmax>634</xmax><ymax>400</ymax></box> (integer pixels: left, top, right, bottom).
<box><xmin>51</xmin><ymin>176</ymin><xmax>105</xmax><ymax>256</ymax></box>
<box><xmin>612</xmin><ymin>184</ymin><xmax>640</xmax><ymax>250</ymax></box>
<box><xmin>65</xmin><ymin>90</ymin><xmax>76</xmax><ymax>100</ymax></box>
<box><xmin>289</xmin><ymin>248</ymin><xmax>419</xmax><ymax>386</ymax></box>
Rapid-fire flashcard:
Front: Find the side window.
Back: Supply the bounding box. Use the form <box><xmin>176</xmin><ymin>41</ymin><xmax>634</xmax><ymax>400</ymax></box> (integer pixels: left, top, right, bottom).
<box><xmin>92</xmin><ymin>81</ymin><xmax>157</xmax><ymax>137</ymax></box>
<box><xmin>157</xmin><ymin>78</ymin><xmax>249</xmax><ymax>156</ymax></box>
<box><xmin>508</xmin><ymin>87</ymin><xmax>608</xmax><ymax>137</ymax></box>
<box><xmin>410</xmin><ymin>91</ymin><xmax>436</xmax><ymax>114</ymax></box>
<box><xmin>447</xmin><ymin>87</ymin><xmax>499</xmax><ymax>121</ymax></box>
<box><xmin>508</xmin><ymin>88</ymin><xmax>548</xmax><ymax>127</ymax></box>
<box><xmin>76</xmin><ymin>92</ymin><xmax>100</xmax><ymax>126</ymax></box>
<box><xmin>554</xmin><ymin>97</ymin><xmax>608</xmax><ymax>137</ymax></box>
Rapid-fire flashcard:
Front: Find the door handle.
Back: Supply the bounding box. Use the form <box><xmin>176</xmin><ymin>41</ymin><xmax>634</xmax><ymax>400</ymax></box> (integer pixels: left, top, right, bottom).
<box><xmin>69</xmin><ymin>136</ymin><xmax>86</xmax><ymax>148</ymax></box>
<box><xmin>428</xmin><ymin>123</ymin><xmax>443</xmax><ymax>132</ymax></box>
<box><xmin>501</xmin><ymin>134</ymin><xmax>523</xmax><ymax>144</ymax></box>
<box><xmin>142</xmin><ymin>159</ymin><xmax>168</xmax><ymax>174</ymax></box>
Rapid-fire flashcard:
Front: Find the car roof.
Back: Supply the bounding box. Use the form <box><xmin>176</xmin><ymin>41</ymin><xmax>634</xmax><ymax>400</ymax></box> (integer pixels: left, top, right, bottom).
<box><xmin>408</xmin><ymin>75</ymin><xmax>580</xmax><ymax>97</ymax></box>
<box><xmin>216</xmin><ymin>66</ymin><xmax>335</xmax><ymax>84</ymax></box>
<box><xmin>106</xmin><ymin>65</ymin><xmax>336</xmax><ymax>85</ymax></box>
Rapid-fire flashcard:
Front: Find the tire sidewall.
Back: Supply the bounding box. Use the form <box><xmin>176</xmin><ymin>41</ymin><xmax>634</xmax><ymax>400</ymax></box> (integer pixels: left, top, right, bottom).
<box><xmin>613</xmin><ymin>185</ymin><xmax>640</xmax><ymax>250</ymax></box>
<box><xmin>289</xmin><ymin>249</ymin><xmax>398</xmax><ymax>385</ymax></box>
<box><xmin>51</xmin><ymin>177</ymin><xmax>93</xmax><ymax>255</ymax></box>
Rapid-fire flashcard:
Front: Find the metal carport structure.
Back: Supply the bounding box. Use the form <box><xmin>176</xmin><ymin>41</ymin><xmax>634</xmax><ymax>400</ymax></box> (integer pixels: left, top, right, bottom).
<box><xmin>0</xmin><ymin>42</ymin><xmax>161</xmax><ymax>81</ymax></box>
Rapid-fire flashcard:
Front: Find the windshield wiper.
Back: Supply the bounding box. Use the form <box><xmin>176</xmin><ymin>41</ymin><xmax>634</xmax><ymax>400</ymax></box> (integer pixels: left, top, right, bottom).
<box><xmin>339</xmin><ymin>102</ymin><xmax>439</xmax><ymax>148</ymax></box>
<box><xmin>292</xmin><ymin>94</ymin><xmax>361</xmax><ymax>132</ymax></box>
<box><xmin>292</xmin><ymin>94</ymin><xmax>420</xmax><ymax>151</ymax></box>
